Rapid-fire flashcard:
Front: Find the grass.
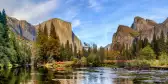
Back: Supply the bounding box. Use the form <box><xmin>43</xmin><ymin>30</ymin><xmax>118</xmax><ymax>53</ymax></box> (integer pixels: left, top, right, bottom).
<box><xmin>124</xmin><ymin>59</ymin><xmax>168</xmax><ymax>69</ymax></box>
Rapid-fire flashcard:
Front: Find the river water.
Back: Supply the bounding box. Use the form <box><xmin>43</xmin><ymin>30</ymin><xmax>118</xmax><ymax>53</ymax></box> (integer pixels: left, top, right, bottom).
<box><xmin>0</xmin><ymin>67</ymin><xmax>168</xmax><ymax>84</ymax></box>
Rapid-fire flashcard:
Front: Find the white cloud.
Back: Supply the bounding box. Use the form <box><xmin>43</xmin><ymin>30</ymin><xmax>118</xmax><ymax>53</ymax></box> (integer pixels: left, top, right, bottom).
<box><xmin>72</xmin><ymin>19</ymin><xmax>81</xmax><ymax>28</ymax></box>
<box><xmin>88</xmin><ymin>0</ymin><xmax>102</xmax><ymax>11</ymax></box>
<box><xmin>0</xmin><ymin>0</ymin><xmax>59</xmax><ymax>24</ymax></box>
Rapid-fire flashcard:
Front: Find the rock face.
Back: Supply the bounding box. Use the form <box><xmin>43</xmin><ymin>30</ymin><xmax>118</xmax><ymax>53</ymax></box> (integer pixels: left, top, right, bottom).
<box><xmin>72</xmin><ymin>32</ymin><xmax>83</xmax><ymax>52</ymax></box>
<box><xmin>35</xmin><ymin>18</ymin><xmax>82</xmax><ymax>52</ymax></box>
<box><xmin>7</xmin><ymin>17</ymin><xmax>36</xmax><ymax>41</ymax></box>
<box><xmin>111</xmin><ymin>16</ymin><xmax>168</xmax><ymax>50</ymax></box>
<box><xmin>132</xmin><ymin>16</ymin><xmax>157</xmax><ymax>42</ymax></box>
<box><xmin>112</xmin><ymin>25</ymin><xmax>136</xmax><ymax>49</ymax></box>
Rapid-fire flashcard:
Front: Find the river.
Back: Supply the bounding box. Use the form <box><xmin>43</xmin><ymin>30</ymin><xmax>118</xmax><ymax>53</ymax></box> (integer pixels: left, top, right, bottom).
<box><xmin>0</xmin><ymin>67</ymin><xmax>168</xmax><ymax>84</ymax></box>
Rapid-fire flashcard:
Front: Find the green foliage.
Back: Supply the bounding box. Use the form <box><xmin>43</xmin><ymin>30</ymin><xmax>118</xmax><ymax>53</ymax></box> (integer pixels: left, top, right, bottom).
<box><xmin>130</xmin><ymin>31</ymin><xmax>139</xmax><ymax>37</ymax></box>
<box><xmin>0</xmin><ymin>9</ymin><xmax>31</xmax><ymax>68</ymax></box>
<box><xmin>99</xmin><ymin>47</ymin><xmax>105</xmax><ymax>62</ymax></box>
<box><xmin>143</xmin><ymin>37</ymin><xmax>149</xmax><ymax>48</ymax></box>
<box><xmin>125</xmin><ymin>60</ymin><xmax>150</xmax><ymax>68</ymax></box>
<box><xmin>81</xmin><ymin>56</ymin><xmax>87</xmax><ymax>65</ymax></box>
<box><xmin>87</xmin><ymin>53</ymin><xmax>100</xmax><ymax>66</ymax></box>
<box><xmin>36</xmin><ymin>22</ymin><xmax>62</xmax><ymax>64</ymax></box>
<box><xmin>139</xmin><ymin>45</ymin><xmax>156</xmax><ymax>60</ymax></box>
<box><xmin>159</xmin><ymin>52</ymin><xmax>168</xmax><ymax>66</ymax></box>
<box><xmin>158</xmin><ymin>31</ymin><xmax>166</xmax><ymax>54</ymax></box>
<box><xmin>151</xmin><ymin>32</ymin><xmax>159</xmax><ymax>56</ymax></box>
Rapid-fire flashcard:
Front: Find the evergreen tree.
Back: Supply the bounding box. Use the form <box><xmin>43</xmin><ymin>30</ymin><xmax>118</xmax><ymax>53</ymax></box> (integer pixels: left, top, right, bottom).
<box><xmin>65</xmin><ymin>40</ymin><xmax>70</xmax><ymax>60</ymax></box>
<box><xmin>143</xmin><ymin>37</ymin><xmax>149</xmax><ymax>48</ymax></box>
<box><xmin>43</xmin><ymin>24</ymin><xmax>48</xmax><ymax>36</ymax></box>
<box><xmin>99</xmin><ymin>47</ymin><xmax>105</xmax><ymax>63</ymax></box>
<box><xmin>60</xmin><ymin>44</ymin><xmax>66</xmax><ymax>61</ymax></box>
<box><xmin>158</xmin><ymin>30</ymin><xmax>166</xmax><ymax>53</ymax></box>
<box><xmin>1</xmin><ymin>9</ymin><xmax>9</xmax><ymax>47</ymax></box>
<box><xmin>1</xmin><ymin>9</ymin><xmax>7</xmax><ymax>26</ymax></box>
<box><xmin>151</xmin><ymin>32</ymin><xmax>159</xmax><ymax>57</ymax></box>
<box><xmin>36</xmin><ymin>24</ymin><xmax>48</xmax><ymax>63</ymax></box>
<box><xmin>47</xmin><ymin>22</ymin><xmax>60</xmax><ymax>61</ymax></box>
<box><xmin>0</xmin><ymin>12</ymin><xmax>2</xmax><ymax>23</ymax></box>
<box><xmin>74</xmin><ymin>43</ymin><xmax>77</xmax><ymax>57</ymax></box>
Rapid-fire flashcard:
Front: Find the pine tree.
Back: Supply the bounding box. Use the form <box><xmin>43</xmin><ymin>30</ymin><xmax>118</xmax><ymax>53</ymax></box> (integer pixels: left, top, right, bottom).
<box><xmin>47</xmin><ymin>22</ymin><xmax>60</xmax><ymax>61</ymax></box>
<box><xmin>99</xmin><ymin>47</ymin><xmax>105</xmax><ymax>63</ymax></box>
<box><xmin>43</xmin><ymin>24</ymin><xmax>48</xmax><ymax>36</ymax></box>
<box><xmin>1</xmin><ymin>9</ymin><xmax>9</xmax><ymax>46</ymax></box>
<box><xmin>36</xmin><ymin>24</ymin><xmax>48</xmax><ymax>63</ymax></box>
<box><xmin>1</xmin><ymin>9</ymin><xmax>7</xmax><ymax>26</ymax></box>
<box><xmin>65</xmin><ymin>40</ymin><xmax>70</xmax><ymax>60</ymax></box>
<box><xmin>151</xmin><ymin>32</ymin><xmax>159</xmax><ymax>57</ymax></box>
<box><xmin>50</xmin><ymin>22</ymin><xmax>56</xmax><ymax>39</ymax></box>
<box><xmin>158</xmin><ymin>30</ymin><xmax>166</xmax><ymax>53</ymax></box>
<box><xmin>0</xmin><ymin>12</ymin><xmax>2</xmax><ymax>23</ymax></box>
<box><xmin>143</xmin><ymin>37</ymin><xmax>149</xmax><ymax>48</ymax></box>
<box><xmin>74</xmin><ymin>43</ymin><xmax>77</xmax><ymax>57</ymax></box>
<box><xmin>60</xmin><ymin>44</ymin><xmax>66</xmax><ymax>61</ymax></box>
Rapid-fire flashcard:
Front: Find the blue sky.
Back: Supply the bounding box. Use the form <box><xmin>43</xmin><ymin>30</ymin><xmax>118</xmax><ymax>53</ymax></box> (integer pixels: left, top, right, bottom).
<box><xmin>1</xmin><ymin>0</ymin><xmax>168</xmax><ymax>47</ymax></box>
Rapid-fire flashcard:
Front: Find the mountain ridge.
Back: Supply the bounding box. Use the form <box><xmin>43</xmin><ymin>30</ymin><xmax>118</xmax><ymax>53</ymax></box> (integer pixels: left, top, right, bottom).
<box><xmin>111</xmin><ymin>16</ymin><xmax>168</xmax><ymax>50</ymax></box>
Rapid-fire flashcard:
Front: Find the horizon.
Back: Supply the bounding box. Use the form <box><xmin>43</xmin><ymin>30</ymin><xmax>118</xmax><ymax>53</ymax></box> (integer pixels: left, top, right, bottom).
<box><xmin>1</xmin><ymin>0</ymin><xmax>168</xmax><ymax>47</ymax></box>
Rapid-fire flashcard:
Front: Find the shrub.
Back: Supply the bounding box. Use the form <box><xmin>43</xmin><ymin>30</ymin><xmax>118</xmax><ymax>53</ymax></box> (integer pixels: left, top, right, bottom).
<box><xmin>139</xmin><ymin>45</ymin><xmax>156</xmax><ymax>60</ymax></box>
<box><xmin>125</xmin><ymin>60</ymin><xmax>150</xmax><ymax>68</ymax></box>
<box><xmin>159</xmin><ymin>52</ymin><xmax>168</xmax><ymax>66</ymax></box>
<box><xmin>81</xmin><ymin>56</ymin><xmax>87</xmax><ymax>66</ymax></box>
<box><xmin>87</xmin><ymin>53</ymin><xmax>100</xmax><ymax>66</ymax></box>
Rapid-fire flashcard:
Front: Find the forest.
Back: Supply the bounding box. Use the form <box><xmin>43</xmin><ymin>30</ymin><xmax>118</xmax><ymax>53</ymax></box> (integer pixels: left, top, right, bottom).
<box><xmin>0</xmin><ymin>9</ymin><xmax>31</xmax><ymax>68</ymax></box>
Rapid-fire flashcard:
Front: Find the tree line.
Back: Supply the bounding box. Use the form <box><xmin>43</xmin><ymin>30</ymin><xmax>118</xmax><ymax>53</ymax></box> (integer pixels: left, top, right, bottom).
<box><xmin>0</xmin><ymin>9</ymin><xmax>31</xmax><ymax>68</ymax></box>
<box><xmin>35</xmin><ymin>22</ymin><xmax>83</xmax><ymax>65</ymax></box>
<box><xmin>113</xmin><ymin>30</ymin><xmax>168</xmax><ymax>61</ymax></box>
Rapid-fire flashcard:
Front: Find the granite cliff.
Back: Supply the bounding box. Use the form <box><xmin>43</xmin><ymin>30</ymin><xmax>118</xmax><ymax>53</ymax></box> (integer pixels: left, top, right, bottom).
<box><xmin>111</xmin><ymin>16</ymin><xmax>168</xmax><ymax>50</ymax></box>
<box><xmin>7</xmin><ymin>17</ymin><xmax>36</xmax><ymax>41</ymax></box>
<box><xmin>112</xmin><ymin>25</ymin><xmax>136</xmax><ymax>50</ymax></box>
<box><xmin>6</xmin><ymin>17</ymin><xmax>82</xmax><ymax>52</ymax></box>
<box><xmin>35</xmin><ymin>18</ymin><xmax>82</xmax><ymax>52</ymax></box>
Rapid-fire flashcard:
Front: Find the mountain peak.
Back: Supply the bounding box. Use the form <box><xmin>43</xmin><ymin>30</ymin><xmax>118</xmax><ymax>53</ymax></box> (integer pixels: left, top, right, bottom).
<box><xmin>117</xmin><ymin>25</ymin><xmax>134</xmax><ymax>33</ymax></box>
<box><xmin>47</xmin><ymin>18</ymin><xmax>71</xmax><ymax>24</ymax></box>
<box><xmin>146</xmin><ymin>19</ymin><xmax>157</xmax><ymax>26</ymax></box>
<box><xmin>134</xmin><ymin>16</ymin><xmax>145</xmax><ymax>22</ymax></box>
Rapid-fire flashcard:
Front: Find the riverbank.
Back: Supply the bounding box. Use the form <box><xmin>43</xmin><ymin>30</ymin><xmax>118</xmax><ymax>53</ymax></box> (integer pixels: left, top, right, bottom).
<box><xmin>35</xmin><ymin>59</ymin><xmax>168</xmax><ymax>71</ymax></box>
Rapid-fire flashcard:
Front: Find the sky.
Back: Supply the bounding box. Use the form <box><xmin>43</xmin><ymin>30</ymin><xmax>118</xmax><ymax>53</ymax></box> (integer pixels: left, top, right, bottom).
<box><xmin>0</xmin><ymin>0</ymin><xmax>168</xmax><ymax>47</ymax></box>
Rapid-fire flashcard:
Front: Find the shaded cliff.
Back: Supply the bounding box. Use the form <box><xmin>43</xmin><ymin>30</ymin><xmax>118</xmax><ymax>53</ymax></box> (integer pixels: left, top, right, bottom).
<box><xmin>112</xmin><ymin>25</ymin><xmax>136</xmax><ymax>50</ymax></box>
<box><xmin>7</xmin><ymin>17</ymin><xmax>36</xmax><ymax>41</ymax></box>
<box><xmin>72</xmin><ymin>32</ymin><xmax>83</xmax><ymax>52</ymax></box>
<box><xmin>112</xmin><ymin>16</ymin><xmax>168</xmax><ymax>50</ymax></box>
<box><xmin>131</xmin><ymin>16</ymin><xmax>157</xmax><ymax>42</ymax></box>
<box><xmin>35</xmin><ymin>18</ymin><xmax>82</xmax><ymax>52</ymax></box>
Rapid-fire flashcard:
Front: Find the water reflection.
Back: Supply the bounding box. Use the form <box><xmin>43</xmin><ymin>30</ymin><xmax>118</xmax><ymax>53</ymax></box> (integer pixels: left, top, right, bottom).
<box><xmin>1</xmin><ymin>67</ymin><xmax>168</xmax><ymax>84</ymax></box>
<box><xmin>0</xmin><ymin>67</ymin><xmax>31</xmax><ymax>84</ymax></box>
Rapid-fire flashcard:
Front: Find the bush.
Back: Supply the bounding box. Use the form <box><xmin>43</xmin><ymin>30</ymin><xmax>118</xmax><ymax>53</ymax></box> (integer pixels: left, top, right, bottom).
<box><xmin>87</xmin><ymin>53</ymin><xmax>100</xmax><ymax>66</ymax></box>
<box><xmin>139</xmin><ymin>45</ymin><xmax>155</xmax><ymax>60</ymax></box>
<box><xmin>72</xmin><ymin>57</ymin><xmax>78</xmax><ymax>65</ymax></box>
<box><xmin>159</xmin><ymin>52</ymin><xmax>168</xmax><ymax>66</ymax></box>
<box><xmin>125</xmin><ymin>60</ymin><xmax>150</xmax><ymax>68</ymax></box>
<box><xmin>81</xmin><ymin>56</ymin><xmax>87</xmax><ymax>66</ymax></box>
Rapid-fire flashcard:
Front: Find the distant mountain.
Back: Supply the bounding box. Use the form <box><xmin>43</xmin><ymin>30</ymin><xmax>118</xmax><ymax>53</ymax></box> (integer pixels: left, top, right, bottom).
<box><xmin>7</xmin><ymin>17</ymin><xmax>36</xmax><ymax>41</ymax></box>
<box><xmin>104</xmin><ymin>43</ymin><xmax>112</xmax><ymax>50</ymax></box>
<box><xmin>111</xmin><ymin>16</ymin><xmax>168</xmax><ymax>50</ymax></box>
<box><xmin>6</xmin><ymin>16</ymin><xmax>82</xmax><ymax>52</ymax></box>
